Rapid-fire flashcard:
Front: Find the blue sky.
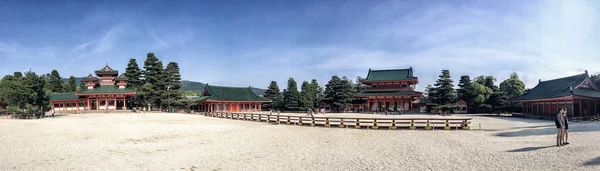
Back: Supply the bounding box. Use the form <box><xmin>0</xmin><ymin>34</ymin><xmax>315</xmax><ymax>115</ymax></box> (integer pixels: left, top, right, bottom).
<box><xmin>1</xmin><ymin>0</ymin><xmax>599</xmax><ymax>91</ymax></box>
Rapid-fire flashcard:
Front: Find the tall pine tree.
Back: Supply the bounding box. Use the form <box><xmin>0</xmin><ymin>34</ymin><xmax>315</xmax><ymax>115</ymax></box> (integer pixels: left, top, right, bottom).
<box><xmin>48</xmin><ymin>70</ymin><xmax>63</xmax><ymax>93</ymax></box>
<box><xmin>324</xmin><ymin>76</ymin><xmax>355</xmax><ymax>112</ymax></box>
<box><xmin>283</xmin><ymin>78</ymin><xmax>300</xmax><ymax>111</ymax></box>
<box><xmin>141</xmin><ymin>53</ymin><xmax>165</xmax><ymax>109</ymax></box>
<box><xmin>299</xmin><ymin>81</ymin><xmax>313</xmax><ymax>110</ymax></box>
<box><xmin>264</xmin><ymin>81</ymin><xmax>282</xmax><ymax>110</ymax></box>
<box><xmin>62</xmin><ymin>76</ymin><xmax>77</xmax><ymax>92</ymax></box>
<box><xmin>163</xmin><ymin>62</ymin><xmax>182</xmax><ymax>109</ymax></box>
<box><xmin>432</xmin><ymin>70</ymin><xmax>455</xmax><ymax>105</ymax></box>
<box><xmin>309</xmin><ymin>79</ymin><xmax>322</xmax><ymax>108</ymax></box>
<box><xmin>457</xmin><ymin>75</ymin><xmax>472</xmax><ymax>101</ymax></box>
<box><xmin>124</xmin><ymin>58</ymin><xmax>143</xmax><ymax>89</ymax></box>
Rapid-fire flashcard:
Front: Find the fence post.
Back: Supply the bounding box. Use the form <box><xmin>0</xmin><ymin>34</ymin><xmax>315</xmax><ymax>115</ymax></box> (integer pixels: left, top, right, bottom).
<box><xmin>463</xmin><ymin>120</ymin><xmax>470</xmax><ymax>130</ymax></box>
<box><xmin>355</xmin><ymin>119</ymin><xmax>361</xmax><ymax>129</ymax></box>
<box><xmin>298</xmin><ymin>117</ymin><xmax>303</xmax><ymax>126</ymax></box>
<box><xmin>266</xmin><ymin>115</ymin><xmax>270</xmax><ymax>123</ymax></box>
<box><xmin>311</xmin><ymin>117</ymin><xmax>316</xmax><ymax>127</ymax></box>
<box><xmin>276</xmin><ymin>115</ymin><xmax>280</xmax><ymax>124</ymax></box>
<box><xmin>325</xmin><ymin>118</ymin><xmax>329</xmax><ymax>127</ymax></box>
<box><xmin>425</xmin><ymin>120</ymin><xmax>432</xmax><ymax>130</ymax></box>
<box><xmin>391</xmin><ymin>119</ymin><xmax>397</xmax><ymax>130</ymax></box>
<box><xmin>409</xmin><ymin>119</ymin><xmax>416</xmax><ymax>130</ymax></box>
<box><xmin>244</xmin><ymin>113</ymin><xmax>247</xmax><ymax>120</ymax></box>
<box><xmin>287</xmin><ymin>116</ymin><xmax>290</xmax><ymax>125</ymax></box>
<box><xmin>372</xmin><ymin>119</ymin><xmax>378</xmax><ymax>129</ymax></box>
<box><xmin>444</xmin><ymin>120</ymin><xmax>451</xmax><ymax>130</ymax></box>
<box><xmin>250</xmin><ymin>114</ymin><xmax>254</xmax><ymax>121</ymax></box>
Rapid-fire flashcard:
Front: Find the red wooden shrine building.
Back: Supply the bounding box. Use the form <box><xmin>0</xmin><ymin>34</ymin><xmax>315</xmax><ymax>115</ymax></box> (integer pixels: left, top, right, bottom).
<box><xmin>512</xmin><ymin>71</ymin><xmax>600</xmax><ymax>118</ymax></box>
<box><xmin>195</xmin><ymin>84</ymin><xmax>272</xmax><ymax>112</ymax></box>
<box><xmin>353</xmin><ymin>68</ymin><xmax>423</xmax><ymax>112</ymax></box>
<box><xmin>49</xmin><ymin>64</ymin><xmax>136</xmax><ymax>111</ymax></box>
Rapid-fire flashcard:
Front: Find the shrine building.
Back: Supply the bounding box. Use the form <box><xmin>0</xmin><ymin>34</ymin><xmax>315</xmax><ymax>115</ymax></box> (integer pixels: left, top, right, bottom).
<box><xmin>49</xmin><ymin>64</ymin><xmax>136</xmax><ymax>111</ymax></box>
<box><xmin>353</xmin><ymin>67</ymin><xmax>423</xmax><ymax>112</ymax></box>
<box><xmin>512</xmin><ymin>70</ymin><xmax>600</xmax><ymax>118</ymax></box>
<box><xmin>195</xmin><ymin>84</ymin><xmax>272</xmax><ymax>112</ymax></box>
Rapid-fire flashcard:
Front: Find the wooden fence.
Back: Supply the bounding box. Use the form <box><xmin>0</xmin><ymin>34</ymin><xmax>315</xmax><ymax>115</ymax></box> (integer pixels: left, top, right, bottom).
<box><xmin>203</xmin><ymin>112</ymin><xmax>472</xmax><ymax>130</ymax></box>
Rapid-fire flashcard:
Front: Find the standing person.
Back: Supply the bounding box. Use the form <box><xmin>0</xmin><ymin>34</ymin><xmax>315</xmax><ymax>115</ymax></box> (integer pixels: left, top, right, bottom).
<box><xmin>555</xmin><ymin>108</ymin><xmax>566</xmax><ymax>146</ymax></box>
<box><xmin>563</xmin><ymin>110</ymin><xmax>570</xmax><ymax>145</ymax></box>
<box><xmin>52</xmin><ymin>109</ymin><xmax>55</xmax><ymax>118</ymax></box>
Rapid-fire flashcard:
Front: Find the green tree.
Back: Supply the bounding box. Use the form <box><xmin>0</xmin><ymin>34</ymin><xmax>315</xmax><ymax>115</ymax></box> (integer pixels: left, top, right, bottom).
<box><xmin>62</xmin><ymin>76</ymin><xmax>77</xmax><ymax>92</ymax></box>
<box><xmin>324</xmin><ymin>76</ymin><xmax>354</xmax><ymax>112</ymax></box>
<box><xmin>591</xmin><ymin>74</ymin><xmax>600</xmax><ymax>87</ymax></box>
<box><xmin>488</xmin><ymin>90</ymin><xmax>510</xmax><ymax>114</ymax></box>
<box><xmin>423</xmin><ymin>84</ymin><xmax>434</xmax><ymax>98</ymax></box>
<box><xmin>48</xmin><ymin>70</ymin><xmax>63</xmax><ymax>93</ymax></box>
<box><xmin>299</xmin><ymin>81</ymin><xmax>313</xmax><ymax>110</ymax></box>
<box><xmin>432</xmin><ymin>70</ymin><xmax>455</xmax><ymax>106</ymax></box>
<box><xmin>124</xmin><ymin>58</ymin><xmax>143</xmax><ymax>89</ymax></box>
<box><xmin>163</xmin><ymin>62</ymin><xmax>182</xmax><ymax>110</ymax></box>
<box><xmin>22</xmin><ymin>71</ymin><xmax>47</xmax><ymax>108</ymax></box>
<box><xmin>309</xmin><ymin>79</ymin><xmax>323</xmax><ymax>108</ymax></box>
<box><xmin>471</xmin><ymin>81</ymin><xmax>493</xmax><ymax>113</ymax></box>
<box><xmin>264</xmin><ymin>81</ymin><xmax>283</xmax><ymax>110</ymax></box>
<box><xmin>141</xmin><ymin>53</ymin><xmax>167</xmax><ymax>109</ymax></box>
<box><xmin>0</xmin><ymin>75</ymin><xmax>27</xmax><ymax>108</ymax></box>
<box><xmin>499</xmin><ymin>72</ymin><xmax>526</xmax><ymax>99</ymax></box>
<box><xmin>283</xmin><ymin>78</ymin><xmax>300</xmax><ymax>111</ymax></box>
<box><xmin>13</xmin><ymin>72</ymin><xmax>22</xmax><ymax>78</ymax></box>
<box><xmin>457</xmin><ymin>75</ymin><xmax>473</xmax><ymax>103</ymax></box>
<box><xmin>78</xmin><ymin>79</ymin><xmax>86</xmax><ymax>91</ymax></box>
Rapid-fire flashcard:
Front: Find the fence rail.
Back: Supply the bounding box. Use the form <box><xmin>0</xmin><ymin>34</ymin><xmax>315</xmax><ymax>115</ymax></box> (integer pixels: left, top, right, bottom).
<box><xmin>203</xmin><ymin>112</ymin><xmax>472</xmax><ymax>130</ymax></box>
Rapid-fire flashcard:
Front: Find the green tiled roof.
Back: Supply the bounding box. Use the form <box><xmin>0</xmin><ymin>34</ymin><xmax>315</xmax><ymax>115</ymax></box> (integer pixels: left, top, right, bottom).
<box><xmin>355</xmin><ymin>90</ymin><xmax>422</xmax><ymax>96</ymax></box>
<box><xmin>76</xmin><ymin>85</ymin><xmax>135</xmax><ymax>94</ymax></box>
<box><xmin>95</xmin><ymin>64</ymin><xmax>118</xmax><ymax>75</ymax></box>
<box><xmin>50</xmin><ymin>93</ymin><xmax>80</xmax><ymax>101</ymax></box>
<box><xmin>513</xmin><ymin>73</ymin><xmax>599</xmax><ymax>101</ymax></box>
<box><xmin>194</xmin><ymin>85</ymin><xmax>271</xmax><ymax>102</ymax></box>
<box><xmin>360</xmin><ymin>68</ymin><xmax>416</xmax><ymax>81</ymax></box>
<box><xmin>115</xmin><ymin>74</ymin><xmax>128</xmax><ymax>81</ymax></box>
<box><xmin>82</xmin><ymin>74</ymin><xmax>98</xmax><ymax>82</ymax></box>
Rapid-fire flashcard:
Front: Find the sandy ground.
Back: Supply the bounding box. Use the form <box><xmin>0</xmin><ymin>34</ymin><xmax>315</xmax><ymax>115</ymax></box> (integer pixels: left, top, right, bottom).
<box><xmin>1</xmin><ymin>113</ymin><xmax>599</xmax><ymax>171</ymax></box>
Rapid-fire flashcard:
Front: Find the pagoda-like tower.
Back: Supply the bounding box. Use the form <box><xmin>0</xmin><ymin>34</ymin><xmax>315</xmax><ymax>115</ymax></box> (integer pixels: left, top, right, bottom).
<box><xmin>82</xmin><ymin>74</ymin><xmax>99</xmax><ymax>89</ymax></box>
<box><xmin>95</xmin><ymin>64</ymin><xmax>118</xmax><ymax>86</ymax></box>
<box><xmin>115</xmin><ymin>74</ymin><xmax>129</xmax><ymax>89</ymax></box>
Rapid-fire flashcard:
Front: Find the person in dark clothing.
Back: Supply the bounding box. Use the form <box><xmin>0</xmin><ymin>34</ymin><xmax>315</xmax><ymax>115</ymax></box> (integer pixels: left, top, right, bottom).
<box><xmin>563</xmin><ymin>111</ymin><xmax>569</xmax><ymax>145</ymax></box>
<box><xmin>555</xmin><ymin>108</ymin><xmax>566</xmax><ymax>146</ymax></box>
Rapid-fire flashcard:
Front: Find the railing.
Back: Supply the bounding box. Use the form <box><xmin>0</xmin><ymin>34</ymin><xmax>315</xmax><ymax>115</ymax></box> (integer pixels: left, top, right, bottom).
<box><xmin>202</xmin><ymin>112</ymin><xmax>472</xmax><ymax>130</ymax></box>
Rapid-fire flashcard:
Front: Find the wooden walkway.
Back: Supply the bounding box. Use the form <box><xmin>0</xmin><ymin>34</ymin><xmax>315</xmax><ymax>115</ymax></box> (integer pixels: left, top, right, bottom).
<box><xmin>203</xmin><ymin>112</ymin><xmax>472</xmax><ymax>130</ymax></box>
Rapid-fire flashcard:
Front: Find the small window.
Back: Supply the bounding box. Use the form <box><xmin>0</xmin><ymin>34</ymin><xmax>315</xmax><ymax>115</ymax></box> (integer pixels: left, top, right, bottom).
<box><xmin>402</xmin><ymin>84</ymin><xmax>407</xmax><ymax>88</ymax></box>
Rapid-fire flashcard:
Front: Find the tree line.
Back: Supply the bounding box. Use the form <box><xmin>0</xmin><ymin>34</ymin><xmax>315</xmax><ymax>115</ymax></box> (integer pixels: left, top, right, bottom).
<box><xmin>262</xmin><ymin>76</ymin><xmax>356</xmax><ymax>112</ymax></box>
<box><xmin>425</xmin><ymin>70</ymin><xmax>526</xmax><ymax>114</ymax></box>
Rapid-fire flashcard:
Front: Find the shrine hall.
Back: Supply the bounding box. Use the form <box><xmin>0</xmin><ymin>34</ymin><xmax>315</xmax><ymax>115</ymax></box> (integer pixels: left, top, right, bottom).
<box><xmin>353</xmin><ymin>67</ymin><xmax>423</xmax><ymax>112</ymax></box>
<box><xmin>195</xmin><ymin>84</ymin><xmax>272</xmax><ymax>112</ymax></box>
<box><xmin>49</xmin><ymin>64</ymin><xmax>136</xmax><ymax>111</ymax></box>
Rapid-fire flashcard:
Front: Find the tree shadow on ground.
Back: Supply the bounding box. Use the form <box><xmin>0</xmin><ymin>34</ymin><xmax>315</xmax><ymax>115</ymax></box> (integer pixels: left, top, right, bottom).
<box><xmin>477</xmin><ymin>115</ymin><xmax>552</xmax><ymax>124</ymax></box>
<box><xmin>495</xmin><ymin>125</ymin><xmax>600</xmax><ymax>137</ymax></box>
<box><xmin>506</xmin><ymin>145</ymin><xmax>554</xmax><ymax>152</ymax></box>
<box><xmin>583</xmin><ymin>156</ymin><xmax>600</xmax><ymax>166</ymax></box>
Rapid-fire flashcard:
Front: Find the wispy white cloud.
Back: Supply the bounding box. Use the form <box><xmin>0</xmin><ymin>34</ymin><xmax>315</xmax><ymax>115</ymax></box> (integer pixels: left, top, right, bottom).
<box><xmin>244</xmin><ymin>0</ymin><xmax>600</xmax><ymax>90</ymax></box>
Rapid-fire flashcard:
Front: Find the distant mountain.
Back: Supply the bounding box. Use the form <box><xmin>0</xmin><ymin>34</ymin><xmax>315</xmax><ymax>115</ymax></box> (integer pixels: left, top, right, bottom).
<box><xmin>62</xmin><ymin>78</ymin><xmax>266</xmax><ymax>96</ymax></box>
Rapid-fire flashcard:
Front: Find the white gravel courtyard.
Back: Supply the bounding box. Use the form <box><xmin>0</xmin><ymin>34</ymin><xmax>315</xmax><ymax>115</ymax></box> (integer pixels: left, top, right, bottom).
<box><xmin>1</xmin><ymin>113</ymin><xmax>599</xmax><ymax>171</ymax></box>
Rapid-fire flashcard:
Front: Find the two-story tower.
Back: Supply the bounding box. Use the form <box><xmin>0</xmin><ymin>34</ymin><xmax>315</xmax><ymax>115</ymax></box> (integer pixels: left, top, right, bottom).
<box><xmin>354</xmin><ymin>67</ymin><xmax>423</xmax><ymax>112</ymax></box>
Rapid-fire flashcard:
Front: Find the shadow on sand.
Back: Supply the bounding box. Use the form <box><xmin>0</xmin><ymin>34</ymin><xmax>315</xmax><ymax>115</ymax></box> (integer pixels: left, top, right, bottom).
<box><xmin>495</xmin><ymin>124</ymin><xmax>600</xmax><ymax>137</ymax></box>
<box><xmin>506</xmin><ymin>145</ymin><xmax>554</xmax><ymax>152</ymax></box>
<box><xmin>583</xmin><ymin>156</ymin><xmax>600</xmax><ymax>166</ymax></box>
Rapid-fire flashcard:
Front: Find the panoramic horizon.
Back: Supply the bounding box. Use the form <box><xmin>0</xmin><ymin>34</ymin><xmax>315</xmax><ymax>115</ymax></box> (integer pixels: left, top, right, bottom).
<box><xmin>1</xmin><ymin>0</ymin><xmax>600</xmax><ymax>91</ymax></box>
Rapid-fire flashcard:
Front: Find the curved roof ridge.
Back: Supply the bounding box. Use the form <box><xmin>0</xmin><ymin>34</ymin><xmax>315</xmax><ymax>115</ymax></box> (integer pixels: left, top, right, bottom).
<box><xmin>540</xmin><ymin>72</ymin><xmax>586</xmax><ymax>83</ymax></box>
<box><xmin>370</xmin><ymin>68</ymin><xmax>411</xmax><ymax>71</ymax></box>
